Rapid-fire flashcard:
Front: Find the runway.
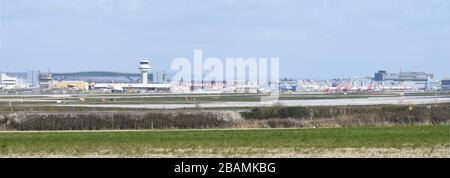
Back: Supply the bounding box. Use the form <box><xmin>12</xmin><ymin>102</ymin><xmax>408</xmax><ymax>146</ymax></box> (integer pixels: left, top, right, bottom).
<box><xmin>55</xmin><ymin>96</ymin><xmax>450</xmax><ymax>109</ymax></box>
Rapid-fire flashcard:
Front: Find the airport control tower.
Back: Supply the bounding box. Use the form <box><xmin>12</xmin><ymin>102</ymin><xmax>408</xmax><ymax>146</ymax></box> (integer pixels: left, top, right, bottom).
<box><xmin>139</xmin><ymin>59</ymin><xmax>151</xmax><ymax>84</ymax></box>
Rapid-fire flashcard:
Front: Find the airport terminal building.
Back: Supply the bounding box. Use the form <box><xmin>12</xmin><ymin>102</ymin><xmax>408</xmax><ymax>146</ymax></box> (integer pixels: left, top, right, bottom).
<box><xmin>37</xmin><ymin>60</ymin><xmax>172</xmax><ymax>93</ymax></box>
<box><xmin>51</xmin><ymin>71</ymin><xmax>147</xmax><ymax>83</ymax></box>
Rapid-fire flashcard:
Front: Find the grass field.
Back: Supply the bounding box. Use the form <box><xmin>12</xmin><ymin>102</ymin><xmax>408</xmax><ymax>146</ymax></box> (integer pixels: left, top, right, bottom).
<box><xmin>2</xmin><ymin>92</ymin><xmax>448</xmax><ymax>106</ymax></box>
<box><xmin>1</xmin><ymin>124</ymin><xmax>449</xmax><ymax>158</ymax></box>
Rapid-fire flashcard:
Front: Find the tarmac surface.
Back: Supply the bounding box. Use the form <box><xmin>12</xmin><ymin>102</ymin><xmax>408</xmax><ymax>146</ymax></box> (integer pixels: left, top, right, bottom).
<box><xmin>55</xmin><ymin>96</ymin><xmax>450</xmax><ymax>109</ymax></box>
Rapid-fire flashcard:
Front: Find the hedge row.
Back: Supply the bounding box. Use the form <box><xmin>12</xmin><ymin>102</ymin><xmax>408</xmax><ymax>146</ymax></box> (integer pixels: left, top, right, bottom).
<box><xmin>0</xmin><ymin>112</ymin><xmax>228</xmax><ymax>130</ymax></box>
<box><xmin>0</xmin><ymin>104</ymin><xmax>448</xmax><ymax>130</ymax></box>
<box><xmin>241</xmin><ymin>104</ymin><xmax>450</xmax><ymax>125</ymax></box>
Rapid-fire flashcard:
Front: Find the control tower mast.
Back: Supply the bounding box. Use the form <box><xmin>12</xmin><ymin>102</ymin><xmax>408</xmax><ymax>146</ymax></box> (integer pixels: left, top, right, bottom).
<box><xmin>139</xmin><ymin>59</ymin><xmax>151</xmax><ymax>84</ymax></box>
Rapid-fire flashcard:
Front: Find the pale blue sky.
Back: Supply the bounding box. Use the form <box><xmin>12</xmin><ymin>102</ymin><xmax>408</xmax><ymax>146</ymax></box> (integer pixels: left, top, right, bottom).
<box><xmin>1</xmin><ymin>0</ymin><xmax>449</xmax><ymax>79</ymax></box>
